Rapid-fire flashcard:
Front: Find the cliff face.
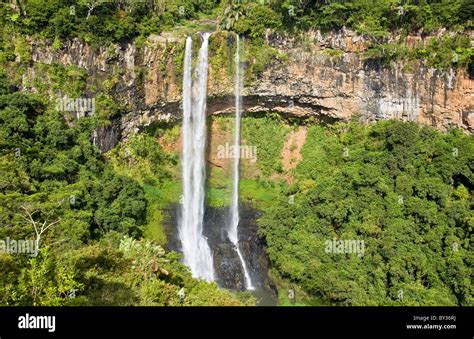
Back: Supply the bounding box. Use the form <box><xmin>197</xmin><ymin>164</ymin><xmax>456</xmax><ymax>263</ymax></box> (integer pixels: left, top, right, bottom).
<box><xmin>253</xmin><ymin>31</ymin><xmax>473</xmax><ymax>131</ymax></box>
<box><xmin>24</xmin><ymin>30</ymin><xmax>473</xmax><ymax>151</ymax></box>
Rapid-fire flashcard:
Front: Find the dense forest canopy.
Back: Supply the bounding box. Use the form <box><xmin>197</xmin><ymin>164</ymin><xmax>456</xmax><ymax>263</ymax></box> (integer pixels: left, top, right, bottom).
<box><xmin>2</xmin><ymin>0</ymin><xmax>473</xmax><ymax>43</ymax></box>
<box><xmin>2</xmin><ymin>0</ymin><xmax>472</xmax><ymax>72</ymax></box>
<box><xmin>259</xmin><ymin>120</ymin><xmax>473</xmax><ymax>305</ymax></box>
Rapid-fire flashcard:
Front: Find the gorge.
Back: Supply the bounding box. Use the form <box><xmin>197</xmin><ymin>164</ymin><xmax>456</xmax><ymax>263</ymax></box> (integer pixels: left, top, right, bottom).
<box><xmin>1</xmin><ymin>0</ymin><xmax>472</xmax><ymax>307</ymax></box>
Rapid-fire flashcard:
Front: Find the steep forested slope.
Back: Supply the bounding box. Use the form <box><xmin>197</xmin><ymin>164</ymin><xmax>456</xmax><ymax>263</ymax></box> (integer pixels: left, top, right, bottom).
<box><xmin>259</xmin><ymin>121</ymin><xmax>473</xmax><ymax>305</ymax></box>
<box><xmin>0</xmin><ymin>73</ymin><xmax>253</xmax><ymax>306</ymax></box>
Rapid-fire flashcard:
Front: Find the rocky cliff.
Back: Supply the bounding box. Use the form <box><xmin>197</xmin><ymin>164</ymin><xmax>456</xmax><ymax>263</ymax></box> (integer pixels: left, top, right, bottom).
<box><xmin>22</xmin><ymin>30</ymin><xmax>474</xmax><ymax>151</ymax></box>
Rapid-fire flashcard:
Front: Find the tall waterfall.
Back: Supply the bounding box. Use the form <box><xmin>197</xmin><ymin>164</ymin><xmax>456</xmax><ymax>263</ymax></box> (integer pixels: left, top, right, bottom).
<box><xmin>179</xmin><ymin>34</ymin><xmax>214</xmax><ymax>282</ymax></box>
<box><xmin>228</xmin><ymin>35</ymin><xmax>254</xmax><ymax>290</ymax></box>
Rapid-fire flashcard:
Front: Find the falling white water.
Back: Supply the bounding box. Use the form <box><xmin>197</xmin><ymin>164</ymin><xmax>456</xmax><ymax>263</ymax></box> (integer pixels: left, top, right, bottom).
<box><xmin>229</xmin><ymin>35</ymin><xmax>254</xmax><ymax>290</ymax></box>
<box><xmin>179</xmin><ymin>34</ymin><xmax>214</xmax><ymax>282</ymax></box>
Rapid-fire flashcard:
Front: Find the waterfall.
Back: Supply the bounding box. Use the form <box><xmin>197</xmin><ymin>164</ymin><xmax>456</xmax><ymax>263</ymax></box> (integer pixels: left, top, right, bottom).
<box><xmin>228</xmin><ymin>35</ymin><xmax>254</xmax><ymax>290</ymax></box>
<box><xmin>179</xmin><ymin>34</ymin><xmax>214</xmax><ymax>282</ymax></box>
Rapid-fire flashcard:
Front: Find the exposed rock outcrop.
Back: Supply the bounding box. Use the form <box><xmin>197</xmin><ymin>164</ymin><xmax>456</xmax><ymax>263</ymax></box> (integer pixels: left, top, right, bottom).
<box><xmin>164</xmin><ymin>203</ymin><xmax>277</xmax><ymax>300</ymax></box>
<box><xmin>251</xmin><ymin>34</ymin><xmax>473</xmax><ymax>130</ymax></box>
<box><xmin>21</xmin><ymin>30</ymin><xmax>474</xmax><ymax>151</ymax></box>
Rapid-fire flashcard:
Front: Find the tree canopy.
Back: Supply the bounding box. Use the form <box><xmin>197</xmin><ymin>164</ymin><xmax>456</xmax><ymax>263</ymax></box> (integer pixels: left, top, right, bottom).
<box><xmin>259</xmin><ymin>120</ymin><xmax>473</xmax><ymax>305</ymax></box>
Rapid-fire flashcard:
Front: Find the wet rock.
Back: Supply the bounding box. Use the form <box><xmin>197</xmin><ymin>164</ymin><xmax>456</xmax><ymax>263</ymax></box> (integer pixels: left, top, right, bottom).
<box><xmin>163</xmin><ymin>203</ymin><xmax>277</xmax><ymax>296</ymax></box>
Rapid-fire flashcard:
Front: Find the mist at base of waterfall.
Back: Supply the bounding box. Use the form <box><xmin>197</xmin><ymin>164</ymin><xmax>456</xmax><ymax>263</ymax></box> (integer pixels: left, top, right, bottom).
<box><xmin>166</xmin><ymin>202</ymin><xmax>277</xmax><ymax>303</ymax></box>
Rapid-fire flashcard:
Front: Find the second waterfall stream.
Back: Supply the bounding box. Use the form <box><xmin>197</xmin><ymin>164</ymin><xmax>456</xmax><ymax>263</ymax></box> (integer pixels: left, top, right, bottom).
<box><xmin>228</xmin><ymin>35</ymin><xmax>254</xmax><ymax>290</ymax></box>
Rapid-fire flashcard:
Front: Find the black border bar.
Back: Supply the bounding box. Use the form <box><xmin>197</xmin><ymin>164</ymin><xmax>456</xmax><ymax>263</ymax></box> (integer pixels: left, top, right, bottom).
<box><xmin>0</xmin><ymin>306</ymin><xmax>472</xmax><ymax>338</ymax></box>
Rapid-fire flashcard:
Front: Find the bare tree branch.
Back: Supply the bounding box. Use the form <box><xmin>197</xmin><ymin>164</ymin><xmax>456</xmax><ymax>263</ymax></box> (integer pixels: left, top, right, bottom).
<box><xmin>20</xmin><ymin>205</ymin><xmax>60</xmax><ymax>256</ymax></box>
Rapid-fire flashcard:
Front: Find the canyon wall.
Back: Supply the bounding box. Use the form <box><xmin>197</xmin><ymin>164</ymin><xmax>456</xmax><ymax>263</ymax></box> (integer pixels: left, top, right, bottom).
<box><xmin>22</xmin><ymin>30</ymin><xmax>474</xmax><ymax>151</ymax></box>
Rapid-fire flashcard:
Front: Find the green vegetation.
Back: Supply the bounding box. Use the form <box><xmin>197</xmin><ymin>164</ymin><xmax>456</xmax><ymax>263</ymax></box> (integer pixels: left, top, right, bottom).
<box><xmin>106</xmin><ymin>132</ymin><xmax>181</xmax><ymax>245</ymax></box>
<box><xmin>240</xmin><ymin>178</ymin><xmax>283</xmax><ymax>210</ymax></box>
<box><xmin>220</xmin><ymin>0</ymin><xmax>473</xmax><ymax>39</ymax></box>
<box><xmin>0</xmin><ymin>72</ymin><xmax>250</xmax><ymax>306</ymax></box>
<box><xmin>2</xmin><ymin>0</ymin><xmax>220</xmax><ymax>46</ymax></box>
<box><xmin>259</xmin><ymin>0</ymin><xmax>471</xmax><ymax>34</ymax></box>
<box><xmin>241</xmin><ymin>115</ymin><xmax>289</xmax><ymax>176</ymax></box>
<box><xmin>259</xmin><ymin>120</ymin><xmax>473</xmax><ymax>306</ymax></box>
<box><xmin>1</xmin><ymin>1</ymin><xmax>472</xmax><ymax>73</ymax></box>
<box><xmin>232</xmin><ymin>2</ymin><xmax>283</xmax><ymax>40</ymax></box>
<box><xmin>0</xmin><ymin>0</ymin><xmax>472</xmax><ymax>308</ymax></box>
<box><xmin>3</xmin><ymin>236</ymin><xmax>253</xmax><ymax>306</ymax></box>
<box><xmin>3</xmin><ymin>1</ymin><xmax>472</xmax><ymax>47</ymax></box>
<box><xmin>203</xmin><ymin>115</ymin><xmax>288</xmax><ymax>210</ymax></box>
<box><xmin>364</xmin><ymin>34</ymin><xmax>473</xmax><ymax>70</ymax></box>
<box><xmin>204</xmin><ymin>116</ymin><xmax>472</xmax><ymax>306</ymax></box>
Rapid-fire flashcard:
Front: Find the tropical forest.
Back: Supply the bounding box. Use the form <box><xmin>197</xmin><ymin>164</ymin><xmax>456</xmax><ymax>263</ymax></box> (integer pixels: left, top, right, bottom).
<box><xmin>0</xmin><ymin>0</ymin><xmax>472</xmax><ymax>308</ymax></box>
